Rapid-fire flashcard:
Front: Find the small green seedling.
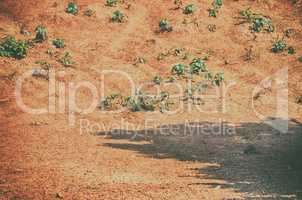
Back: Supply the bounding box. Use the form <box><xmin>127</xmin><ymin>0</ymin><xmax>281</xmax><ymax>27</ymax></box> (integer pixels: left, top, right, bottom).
<box><xmin>184</xmin><ymin>4</ymin><xmax>195</xmax><ymax>14</ymax></box>
<box><xmin>287</xmin><ymin>46</ymin><xmax>295</xmax><ymax>55</ymax></box>
<box><xmin>124</xmin><ymin>95</ymin><xmax>156</xmax><ymax>112</ymax></box>
<box><xmin>52</xmin><ymin>39</ymin><xmax>65</xmax><ymax>48</ymax></box>
<box><xmin>298</xmin><ymin>56</ymin><xmax>302</xmax><ymax>62</ymax></box>
<box><xmin>0</xmin><ymin>36</ymin><xmax>28</xmax><ymax>59</ymax></box>
<box><xmin>123</xmin><ymin>97</ymin><xmax>141</xmax><ymax>111</ymax></box>
<box><xmin>106</xmin><ymin>0</ymin><xmax>118</xmax><ymax>7</ymax></box>
<box><xmin>252</xmin><ymin>18</ymin><xmax>274</xmax><ymax>32</ymax></box>
<box><xmin>190</xmin><ymin>58</ymin><xmax>206</xmax><ymax>74</ymax></box>
<box><xmin>35</xmin><ymin>60</ymin><xmax>52</xmax><ymax>70</ymax></box>
<box><xmin>271</xmin><ymin>39</ymin><xmax>286</xmax><ymax>53</ymax></box>
<box><xmin>153</xmin><ymin>75</ymin><xmax>163</xmax><ymax>85</ymax></box>
<box><xmin>159</xmin><ymin>20</ymin><xmax>173</xmax><ymax>32</ymax></box>
<box><xmin>213</xmin><ymin>0</ymin><xmax>222</xmax><ymax>8</ymax></box>
<box><xmin>205</xmin><ymin>72</ymin><xmax>224</xmax><ymax>86</ymax></box>
<box><xmin>99</xmin><ymin>93</ymin><xmax>120</xmax><ymax>110</ymax></box>
<box><xmin>59</xmin><ymin>52</ymin><xmax>75</xmax><ymax>67</ymax></box>
<box><xmin>238</xmin><ymin>8</ymin><xmax>274</xmax><ymax>33</ymax></box>
<box><xmin>35</xmin><ymin>25</ymin><xmax>47</xmax><ymax>43</ymax></box>
<box><xmin>112</xmin><ymin>10</ymin><xmax>124</xmax><ymax>23</ymax></box>
<box><xmin>171</xmin><ymin>64</ymin><xmax>185</xmax><ymax>76</ymax></box>
<box><xmin>208</xmin><ymin>8</ymin><xmax>218</xmax><ymax>17</ymax></box>
<box><xmin>160</xmin><ymin>91</ymin><xmax>170</xmax><ymax>101</ymax></box>
<box><xmin>66</xmin><ymin>2</ymin><xmax>78</xmax><ymax>15</ymax></box>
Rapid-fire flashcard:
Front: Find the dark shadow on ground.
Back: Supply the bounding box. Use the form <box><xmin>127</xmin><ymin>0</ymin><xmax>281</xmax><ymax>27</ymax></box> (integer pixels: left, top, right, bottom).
<box><xmin>97</xmin><ymin>118</ymin><xmax>302</xmax><ymax>199</ymax></box>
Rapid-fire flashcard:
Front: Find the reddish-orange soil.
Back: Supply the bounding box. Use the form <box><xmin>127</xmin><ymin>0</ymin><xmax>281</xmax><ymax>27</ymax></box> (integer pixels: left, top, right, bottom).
<box><xmin>0</xmin><ymin>0</ymin><xmax>302</xmax><ymax>199</ymax></box>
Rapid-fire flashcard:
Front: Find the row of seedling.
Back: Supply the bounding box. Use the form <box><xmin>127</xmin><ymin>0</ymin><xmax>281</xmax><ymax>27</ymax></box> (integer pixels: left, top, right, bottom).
<box><xmin>99</xmin><ymin>90</ymin><xmax>172</xmax><ymax>113</ymax></box>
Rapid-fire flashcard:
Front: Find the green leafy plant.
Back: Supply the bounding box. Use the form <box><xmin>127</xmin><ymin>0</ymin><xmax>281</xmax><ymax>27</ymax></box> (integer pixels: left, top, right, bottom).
<box><xmin>159</xmin><ymin>20</ymin><xmax>173</xmax><ymax>32</ymax></box>
<box><xmin>106</xmin><ymin>0</ymin><xmax>118</xmax><ymax>7</ymax></box>
<box><xmin>213</xmin><ymin>0</ymin><xmax>222</xmax><ymax>8</ymax></box>
<box><xmin>0</xmin><ymin>36</ymin><xmax>28</xmax><ymax>59</ymax></box>
<box><xmin>271</xmin><ymin>39</ymin><xmax>286</xmax><ymax>53</ymax></box>
<box><xmin>190</xmin><ymin>58</ymin><xmax>206</xmax><ymax>74</ymax></box>
<box><xmin>35</xmin><ymin>60</ymin><xmax>52</xmax><ymax>70</ymax></box>
<box><xmin>184</xmin><ymin>4</ymin><xmax>195</xmax><ymax>14</ymax></box>
<box><xmin>35</xmin><ymin>25</ymin><xmax>47</xmax><ymax>43</ymax></box>
<box><xmin>111</xmin><ymin>10</ymin><xmax>124</xmax><ymax>23</ymax></box>
<box><xmin>298</xmin><ymin>56</ymin><xmax>302</xmax><ymax>62</ymax></box>
<box><xmin>238</xmin><ymin>8</ymin><xmax>274</xmax><ymax>33</ymax></box>
<box><xmin>66</xmin><ymin>2</ymin><xmax>78</xmax><ymax>15</ymax></box>
<box><xmin>124</xmin><ymin>95</ymin><xmax>156</xmax><ymax>112</ymax></box>
<box><xmin>206</xmin><ymin>72</ymin><xmax>224</xmax><ymax>86</ymax></box>
<box><xmin>287</xmin><ymin>46</ymin><xmax>295</xmax><ymax>55</ymax></box>
<box><xmin>99</xmin><ymin>93</ymin><xmax>120</xmax><ymax>110</ymax></box>
<box><xmin>208</xmin><ymin>8</ymin><xmax>218</xmax><ymax>17</ymax></box>
<box><xmin>59</xmin><ymin>52</ymin><xmax>75</xmax><ymax>67</ymax></box>
<box><xmin>252</xmin><ymin>18</ymin><xmax>274</xmax><ymax>32</ymax></box>
<box><xmin>52</xmin><ymin>39</ymin><xmax>65</xmax><ymax>48</ymax></box>
<box><xmin>153</xmin><ymin>75</ymin><xmax>163</xmax><ymax>85</ymax></box>
<box><xmin>171</xmin><ymin>64</ymin><xmax>185</xmax><ymax>76</ymax></box>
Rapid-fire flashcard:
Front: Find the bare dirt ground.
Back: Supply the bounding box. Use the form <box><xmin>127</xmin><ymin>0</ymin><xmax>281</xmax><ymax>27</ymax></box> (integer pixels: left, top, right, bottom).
<box><xmin>0</xmin><ymin>0</ymin><xmax>302</xmax><ymax>199</ymax></box>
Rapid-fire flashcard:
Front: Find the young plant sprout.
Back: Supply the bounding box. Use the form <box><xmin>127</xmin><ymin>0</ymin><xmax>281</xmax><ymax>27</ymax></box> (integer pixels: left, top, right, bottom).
<box><xmin>238</xmin><ymin>8</ymin><xmax>275</xmax><ymax>33</ymax></box>
<box><xmin>153</xmin><ymin>75</ymin><xmax>163</xmax><ymax>85</ymax></box>
<box><xmin>208</xmin><ymin>8</ymin><xmax>218</xmax><ymax>17</ymax></box>
<box><xmin>0</xmin><ymin>36</ymin><xmax>28</xmax><ymax>59</ymax></box>
<box><xmin>184</xmin><ymin>4</ymin><xmax>195</xmax><ymax>14</ymax></box>
<box><xmin>159</xmin><ymin>20</ymin><xmax>173</xmax><ymax>32</ymax></box>
<box><xmin>59</xmin><ymin>52</ymin><xmax>75</xmax><ymax>67</ymax></box>
<box><xmin>171</xmin><ymin>64</ymin><xmax>185</xmax><ymax>76</ymax></box>
<box><xmin>271</xmin><ymin>39</ymin><xmax>286</xmax><ymax>53</ymax></box>
<box><xmin>190</xmin><ymin>58</ymin><xmax>206</xmax><ymax>74</ymax></box>
<box><xmin>52</xmin><ymin>39</ymin><xmax>65</xmax><ymax>48</ymax></box>
<box><xmin>35</xmin><ymin>25</ymin><xmax>47</xmax><ymax>43</ymax></box>
<box><xmin>112</xmin><ymin>10</ymin><xmax>124</xmax><ymax>23</ymax></box>
<box><xmin>66</xmin><ymin>2</ymin><xmax>78</xmax><ymax>15</ymax></box>
<box><xmin>287</xmin><ymin>46</ymin><xmax>295</xmax><ymax>55</ymax></box>
<box><xmin>106</xmin><ymin>0</ymin><xmax>118</xmax><ymax>7</ymax></box>
<box><xmin>99</xmin><ymin>93</ymin><xmax>120</xmax><ymax>110</ymax></box>
<box><xmin>213</xmin><ymin>0</ymin><xmax>222</xmax><ymax>8</ymax></box>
